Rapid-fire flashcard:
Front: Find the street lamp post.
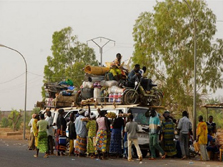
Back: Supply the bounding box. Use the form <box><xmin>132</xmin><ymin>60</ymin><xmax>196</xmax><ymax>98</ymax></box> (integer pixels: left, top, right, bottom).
<box><xmin>0</xmin><ymin>44</ymin><xmax>27</xmax><ymax>140</ymax></box>
<box><xmin>183</xmin><ymin>0</ymin><xmax>197</xmax><ymax>138</ymax></box>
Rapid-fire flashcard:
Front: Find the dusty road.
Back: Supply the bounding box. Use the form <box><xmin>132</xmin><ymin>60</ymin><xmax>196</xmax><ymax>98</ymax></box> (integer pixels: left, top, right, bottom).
<box><xmin>0</xmin><ymin>138</ymin><xmax>223</xmax><ymax>167</ymax></box>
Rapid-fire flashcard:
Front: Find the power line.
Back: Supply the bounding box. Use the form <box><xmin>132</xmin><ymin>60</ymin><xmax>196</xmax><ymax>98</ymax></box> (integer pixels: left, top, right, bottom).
<box><xmin>28</xmin><ymin>71</ymin><xmax>44</xmax><ymax>77</ymax></box>
<box><xmin>0</xmin><ymin>72</ymin><xmax>25</xmax><ymax>84</ymax></box>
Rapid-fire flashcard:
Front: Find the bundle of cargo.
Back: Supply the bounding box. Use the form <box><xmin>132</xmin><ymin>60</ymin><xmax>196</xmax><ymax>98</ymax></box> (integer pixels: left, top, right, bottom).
<box><xmin>106</xmin><ymin>112</ymin><xmax>117</xmax><ymax>119</ymax></box>
<box><xmin>80</xmin><ymin>98</ymin><xmax>95</xmax><ymax>105</ymax></box>
<box><xmin>36</xmin><ymin>101</ymin><xmax>45</xmax><ymax>108</ymax></box>
<box><xmin>75</xmin><ymin>79</ymin><xmax>125</xmax><ymax>106</ymax></box>
<box><xmin>55</xmin><ymin>94</ymin><xmax>75</xmax><ymax>107</ymax></box>
<box><xmin>42</xmin><ymin>80</ymin><xmax>78</xmax><ymax>108</ymax></box>
<box><xmin>84</xmin><ymin>65</ymin><xmax>110</xmax><ymax>75</ymax></box>
<box><xmin>45</xmin><ymin>98</ymin><xmax>55</xmax><ymax>107</ymax></box>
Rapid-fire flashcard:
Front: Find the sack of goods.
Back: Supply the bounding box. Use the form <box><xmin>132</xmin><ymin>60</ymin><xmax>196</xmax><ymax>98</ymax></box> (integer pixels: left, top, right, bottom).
<box><xmin>100</xmin><ymin>80</ymin><xmax>118</xmax><ymax>87</ymax></box>
<box><xmin>106</xmin><ymin>112</ymin><xmax>117</xmax><ymax>119</ymax></box>
<box><xmin>82</xmin><ymin>81</ymin><xmax>94</xmax><ymax>88</ymax></box>
<box><xmin>81</xmin><ymin>88</ymin><xmax>94</xmax><ymax>100</ymax></box>
<box><xmin>94</xmin><ymin>87</ymin><xmax>101</xmax><ymax>102</ymax></box>
<box><xmin>109</xmin><ymin>86</ymin><xmax>124</xmax><ymax>93</ymax></box>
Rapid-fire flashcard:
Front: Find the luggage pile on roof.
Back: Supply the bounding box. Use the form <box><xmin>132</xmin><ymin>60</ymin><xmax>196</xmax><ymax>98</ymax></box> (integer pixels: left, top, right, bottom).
<box><xmin>75</xmin><ymin>65</ymin><xmax>127</xmax><ymax>106</ymax></box>
<box><xmin>36</xmin><ymin>79</ymin><xmax>76</xmax><ymax>108</ymax></box>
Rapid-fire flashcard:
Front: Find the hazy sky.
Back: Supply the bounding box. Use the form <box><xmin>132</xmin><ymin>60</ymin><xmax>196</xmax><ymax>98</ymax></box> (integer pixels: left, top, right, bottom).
<box><xmin>0</xmin><ymin>0</ymin><xmax>223</xmax><ymax>111</ymax></box>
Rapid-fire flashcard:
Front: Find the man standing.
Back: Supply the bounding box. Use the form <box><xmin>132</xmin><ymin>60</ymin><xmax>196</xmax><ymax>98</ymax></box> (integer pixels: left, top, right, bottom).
<box><xmin>125</xmin><ymin>114</ymin><xmax>142</xmax><ymax>162</ymax></box>
<box><xmin>177</xmin><ymin>111</ymin><xmax>192</xmax><ymax>159</ymax></box>
<box><xmin>45</xmin><ymin>110</ymin><xmax>54</xmax><ymax>155</ymax></box>
<box><xmin>75</xmin><ymin>109</ymin><xmax>87</xmax><ymax>157</ymax></box>
<box><xmin>149</xmin><ymin>109</ymin><xmax>166</xmax><ymax>160</ymax></box>
<box><xmin>28</xmin><ymin>114</ymin><xmax>36</xmax><ymax>150</ymax></box>
<box><xmin>206</xmin><ymin>115</ymin><xmax>217</xmax><ymax>136</ymax></box>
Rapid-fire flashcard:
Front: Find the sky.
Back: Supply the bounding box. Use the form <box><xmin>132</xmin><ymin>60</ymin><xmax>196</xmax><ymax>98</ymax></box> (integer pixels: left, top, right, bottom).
<box><xmin>0</xmin><ymin>0</ymin><xmax>223</xmax><ymax>111</ymax></box>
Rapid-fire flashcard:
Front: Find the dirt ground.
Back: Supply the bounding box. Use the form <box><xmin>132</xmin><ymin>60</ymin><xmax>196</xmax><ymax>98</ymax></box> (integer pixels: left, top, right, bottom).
<box><xmin>0</xmin><ymin>128</ymin><xmax>30</xmax><ymax>140</ymax></box>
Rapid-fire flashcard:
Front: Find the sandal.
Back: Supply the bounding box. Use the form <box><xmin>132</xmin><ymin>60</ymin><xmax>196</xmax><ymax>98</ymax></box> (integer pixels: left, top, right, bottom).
<box><xmin>34</xmin><ymin>155</ymin><xmax>38</xmax><ymax>158</ymax></box>
<box><xmin>161</xmin><ymin>153</ymin><xmax>167</xmax><ymax>159</ymax></box>
<box><xmin>181</xmin><ymin>156</ymin><xmax>187</xmax><ymax>160</ymax></box>
<box><xmin>149</xmin><ymin>157</ymin><xmax>155</xmax><ymax>160</ymax></box>
<box><xmin>44</xmin><ymin>154</ymin><xmax>48</xmax><ymax>158</ymax></box>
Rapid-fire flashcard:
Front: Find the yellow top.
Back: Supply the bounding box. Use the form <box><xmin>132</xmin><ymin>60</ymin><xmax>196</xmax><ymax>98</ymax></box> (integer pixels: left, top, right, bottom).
<box><xmin>197</xmin><ymin>121</ymin><xmax>208</xmax><ymax>145</ymax></box>
<box><xmin>32</xmin><ymin>119</ymin><xmax>38</xmax><ymax>137</ymax></box>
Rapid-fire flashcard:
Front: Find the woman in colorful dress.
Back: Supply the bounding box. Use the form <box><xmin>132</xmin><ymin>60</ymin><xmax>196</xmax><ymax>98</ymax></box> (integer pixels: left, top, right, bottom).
<box><xmin>96</xmin><ymin>109</ymin><xmax>110</xmax><ymax>160</ymax></box>
<box><xmin>161</xmin><ymin>111</ymin><xmax>177</xmax><ymax>157</ymax></box>
<box><xmin>86</xmin><ymin>112</ymin><xmax>97</xmax><ymax>158</ymax></box>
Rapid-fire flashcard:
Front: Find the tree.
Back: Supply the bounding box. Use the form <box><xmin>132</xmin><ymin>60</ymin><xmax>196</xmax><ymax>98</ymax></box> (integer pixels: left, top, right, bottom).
<box><xmin>132</xmin><ymin>0</ymin><xmax>223</xmax><ymax>115</ymax></box>
<box><xmin>8</xmin><ymin>109</ymin><xmax>22</xmax><ymax>131</ymax></box>
<box><xmin>43</xmin><ymin>27</ymin><xmax>98</xmax><ymax>97</ymax></box>
<box><xmin>1</xmin><ymin>117</ymin><xmax>9</xmax><ymax>128</ymax></box>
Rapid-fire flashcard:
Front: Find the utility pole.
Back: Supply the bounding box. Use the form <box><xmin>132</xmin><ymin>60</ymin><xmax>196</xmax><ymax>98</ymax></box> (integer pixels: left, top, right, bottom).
<box><xmin>183</xmin><ymin>0</ymin><xmax>197</xmax><ymax>139</ymax></box>
<box><xmin>87</xmin><ymin>37</ymin><xmax>115</xmax><ymax>66</ymax></box>
<box><xmin>0</xmin><ymin>44</ymin><xmax>28</xmax><ymax>140</ymax></box>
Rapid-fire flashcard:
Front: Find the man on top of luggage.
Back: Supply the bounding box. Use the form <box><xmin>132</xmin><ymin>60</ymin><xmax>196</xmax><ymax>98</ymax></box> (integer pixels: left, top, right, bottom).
<box><xmin>128</xmin><ymin>64</ymin><xmax>141</xmax><ymax>87</ymax></box>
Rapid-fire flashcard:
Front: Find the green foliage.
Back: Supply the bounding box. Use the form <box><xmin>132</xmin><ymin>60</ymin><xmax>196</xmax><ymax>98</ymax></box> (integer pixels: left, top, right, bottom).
<box><xmin>1</xmin><ymin>117</ymin><xmax>9</xmax><ymax>128</ymax></box>
<box><xmin>133</xmin><ymin>0</ymin><xmax>223</xmax><ymax>114</ymax></box>
<box><xmin>8</xmin><ymin>109</ymin><xmax>22</xmax><ymax>131</ymax></box>
<box><xmin>42</xmin><ymin>27</ymin><xmax>98</xmax><ymax>97</ymax></box>
<box><xmin>197</xmin><ymin>108</ymin><xmax>223</xmax><ymax>129</ymax></box>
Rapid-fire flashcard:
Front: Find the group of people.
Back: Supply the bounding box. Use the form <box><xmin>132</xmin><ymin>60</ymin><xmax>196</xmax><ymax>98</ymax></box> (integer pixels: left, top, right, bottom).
<box><xmin>28</xmin><ymin>109</ymin><xmax>53</xmax><ymax>158</ymax></box>
<box><xmin>27</xmin><ymin>107</ymin><xmax>219</xmax><ymax>162</ymax></box>
<box><xmin>174</xmin><ymin>111</ymin><xmax>218</xmax><ymax>161</ymax></box>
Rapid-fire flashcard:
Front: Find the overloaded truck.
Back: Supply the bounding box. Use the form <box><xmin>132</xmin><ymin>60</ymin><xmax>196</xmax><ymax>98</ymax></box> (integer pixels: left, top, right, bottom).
<box><xmin>37</xmin><ymin>63</ymin><xmax>165</xmax><ymax>157</ymax></box>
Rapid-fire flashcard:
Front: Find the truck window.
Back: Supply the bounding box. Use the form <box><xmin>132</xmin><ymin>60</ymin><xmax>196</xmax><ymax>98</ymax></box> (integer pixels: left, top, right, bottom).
<box><xmin>128</xmin><ymin>108</ymin><xmax>150</xmax><ymax>125</ymax></box>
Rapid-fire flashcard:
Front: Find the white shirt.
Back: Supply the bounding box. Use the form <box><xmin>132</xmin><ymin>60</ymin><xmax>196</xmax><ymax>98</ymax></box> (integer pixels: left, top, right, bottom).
<box><xmin>28</xmin><ymin>118</ymin><xmax>34</xmax><ymax>133</ymax></box>
<box><xmin>45</xmin><ymin>116</ymin><xmax>54</xmax><ymax>136</ymax></box>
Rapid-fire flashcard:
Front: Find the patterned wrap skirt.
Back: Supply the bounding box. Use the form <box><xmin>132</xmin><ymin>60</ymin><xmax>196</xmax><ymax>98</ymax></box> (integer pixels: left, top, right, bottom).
<box><xmin>87</xmin><ymin>136</ymin><xmax>96</xmax><ymax>154</ymax></box>
<box><xmin>75</xmin><ymin>135</ymin><xmax>87</xmax><ymax>154</ymax></box>
<box><xmin>96</xmin><ymin>130</ymin><xmax>107</xmax><ymax>153</ymax></box>
<box><xmin>109</xmin><ymin>128</ymin><xmax>122</xmax><ymax>154</ymax></box>
<box><xmin>37</xmin><ymin>131</ymin><xmax>48</xmax><ymax>153</ymax></box>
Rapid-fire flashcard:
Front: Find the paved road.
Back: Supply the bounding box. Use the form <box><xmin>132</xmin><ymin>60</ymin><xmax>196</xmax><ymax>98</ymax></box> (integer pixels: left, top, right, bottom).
<box><xmin>0</xmin><ymin>138</ymin><xmax>223</xmax><ymax>167</ymax></box>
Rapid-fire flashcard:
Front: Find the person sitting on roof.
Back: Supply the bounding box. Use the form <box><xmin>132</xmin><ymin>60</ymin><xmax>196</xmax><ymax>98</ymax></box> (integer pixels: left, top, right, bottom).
<box><xmin>109</xmin><ymin>53</ymin><xmax>125</xmax><ymax>81</ymax></box>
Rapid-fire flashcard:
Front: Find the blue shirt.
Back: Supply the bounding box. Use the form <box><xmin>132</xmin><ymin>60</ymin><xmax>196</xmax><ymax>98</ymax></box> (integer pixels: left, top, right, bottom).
<box><xmin>128</xmin><ymin>70</ymin><xmax>139</xmax><ymax>84</ymax></box>
<box><xmin>75</xmin><ymin>115</ymin><xmax>87</xmax><ymax>138</ymax></box>
<box><xmin>149</xmin><ymin>114</ymin><xmax>160</xmax><ymax>134</ymax></box>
